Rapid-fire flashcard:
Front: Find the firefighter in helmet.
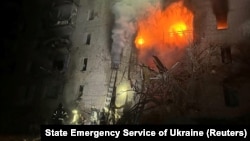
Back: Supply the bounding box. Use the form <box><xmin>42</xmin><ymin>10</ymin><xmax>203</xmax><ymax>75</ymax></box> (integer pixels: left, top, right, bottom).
<box><xmin>51</xmin><ymin>103</ymin><xmax>69</xmax><ymax>125</ymax></box>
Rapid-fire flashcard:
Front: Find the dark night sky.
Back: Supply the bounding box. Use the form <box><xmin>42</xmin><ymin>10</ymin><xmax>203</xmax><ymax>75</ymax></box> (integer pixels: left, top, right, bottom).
<box><xmin>0</xmin><ymin>0</ymin><xmax>48</xmax><ymax>134</ymax></box>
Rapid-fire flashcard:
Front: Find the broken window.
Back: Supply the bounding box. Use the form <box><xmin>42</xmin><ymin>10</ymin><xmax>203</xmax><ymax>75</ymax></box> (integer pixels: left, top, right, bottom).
<box><xmin>77</xmin><ymin>85</ymin><xmax>84</xmax><ymax>100</ymax></box>
<box><xmin>81</xmin><ymin>58</ymin><xmax>88</xmax><ymax>71</ymax></box>
<box><xmin>86</xmin><ymin>33</ymin><xmax>91</xmax><ymax>45</ymax></box>
<box><xmin>221</xmin><ymin>46</ymin><xmax>232</xmax><ymax>64</ymax></box>
<box><xmin>79</xmin><ymin>85</ymin><xmax>84</xmax><ymax>93</ymax></box>
<box><xmin>88</xmin><ymin>10</ymin><xmax>95</xmax><ymax>21</ymax></box>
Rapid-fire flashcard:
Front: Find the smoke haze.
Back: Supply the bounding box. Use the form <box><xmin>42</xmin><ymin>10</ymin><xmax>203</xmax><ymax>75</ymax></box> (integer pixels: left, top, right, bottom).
<box><xmin>110</xmin><ymin>0</ymin><xmax>161</xmax><ymax>67</ymax></box>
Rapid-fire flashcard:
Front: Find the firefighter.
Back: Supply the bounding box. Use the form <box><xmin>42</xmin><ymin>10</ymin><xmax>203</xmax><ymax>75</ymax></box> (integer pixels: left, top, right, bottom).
<box><xmin>51</xmin><ymin>103</ymin><xmax>69</xmax><ymax>125</ymax></box>
<box><xmin>99</xmin><ymin>108</ymin><xmax>107</xmax><ymax>125</ymax></box>
<box><xmin>70</xmin><ymin>109</ymin><xmax>85</xmax><ymax>125</ymax></box>
<box><xmin>90</xmin><ymin>106</ymin><xmax>99</xmax><ymax>125</ymax></box>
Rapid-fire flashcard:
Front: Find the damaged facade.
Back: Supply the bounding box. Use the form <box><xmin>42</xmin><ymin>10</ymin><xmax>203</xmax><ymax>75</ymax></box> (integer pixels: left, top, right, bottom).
<box><xmin>109</xmin><ymin>0</ymin><xmax>250</xmax><ymax>124</ymax></box>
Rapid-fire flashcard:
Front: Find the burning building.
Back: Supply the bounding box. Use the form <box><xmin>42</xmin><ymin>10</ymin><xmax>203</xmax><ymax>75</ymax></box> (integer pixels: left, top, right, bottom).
<box><xmin>110</xmin><ymin>0</ymin><xmax>250</xmax><ymax>124</ymax></box>
<box><xmin>135</xmin><ymin>0</ymin><xmax>194</xmax><ymax>68</ymax></box>
<box><xmin>111</xmin><ymin>0</ymin><xmax>194</xmax><ymax>69</ymax></box>
<box><xmin>2</xmin><ymin>0</ymin><xmax>250</xmax><ymax>132</ymax></box>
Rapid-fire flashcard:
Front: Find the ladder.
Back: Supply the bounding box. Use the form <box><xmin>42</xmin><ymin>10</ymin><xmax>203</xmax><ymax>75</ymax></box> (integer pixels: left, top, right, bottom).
<box><xmin>104</xmin><ymin>70</ymin><xmax>118</xmax><ymax>110</ymax></box>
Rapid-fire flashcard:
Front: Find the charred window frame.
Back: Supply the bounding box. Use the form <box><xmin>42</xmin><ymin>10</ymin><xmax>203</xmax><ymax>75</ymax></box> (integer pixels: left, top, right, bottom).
<box><xmin>221</xmin><ymin>45</ymin><xmax>232</xmax><ymax>64</ymax></box>
<box><xmin>86</xmin><ymin>33</ymin><xmax>91</xmax><ymax>45</ymax></box>
<box><xmin>87</xmin><ymin>10</ymin><xmax>95</xmax><ymax>21</ymax></box>
<box><xmin>77</xmin><ymin>85</ymin><xmax>84</xmax><ymax>100</ymax></box>
<box><xmin>79</xmin><ymin>85</ymin><xmax>84</xmax><ymax>93</ymax></box>
<box><xmin>81</xmin><ymin>58</ymin><xmax>88</xmax><ymax>71</ymax></box>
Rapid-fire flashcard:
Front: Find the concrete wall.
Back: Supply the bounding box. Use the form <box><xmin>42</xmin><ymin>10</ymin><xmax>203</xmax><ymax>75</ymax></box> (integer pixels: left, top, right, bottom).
<box><xmin>62</xmin><ymin>0</ymin><xmax>115</xmax><ymax>113</ymax></box>
<box><xmin>187</xmin><ymin>0</ymin><xmax>250</xmax><ymax>119</ymax></box>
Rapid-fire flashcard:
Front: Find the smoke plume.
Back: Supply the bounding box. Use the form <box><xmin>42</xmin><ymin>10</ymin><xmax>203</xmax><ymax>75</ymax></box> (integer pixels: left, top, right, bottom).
<box><xmin>210</xmin><ymin>0</ymin><xmax>229</xmax><ymax>29</ymax></box>
<box><xmin>110</xmin><ymin>0</ymin><xmax>161</xmax><ymax>67</ymax></box>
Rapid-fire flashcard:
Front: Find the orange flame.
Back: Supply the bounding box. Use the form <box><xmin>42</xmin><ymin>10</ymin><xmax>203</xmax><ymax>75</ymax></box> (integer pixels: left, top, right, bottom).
<box><xmin>135</xmin><ymin>1</ymin><xmax>193</xmax><ymax>68</ymax></box>
<box><xmin>169</xmin><ymin>22</ymin><xmax>187</xmax><ymax>37</ymax></box>
<box><xmin>137</xmin><ymin>37</ymin><xmax>145</xmax><ymax>46</ymax></box>
<box><xmin>217</xmin><ymin>21</ymin><xmax>228</xmax><ymax>30</ymax></box>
